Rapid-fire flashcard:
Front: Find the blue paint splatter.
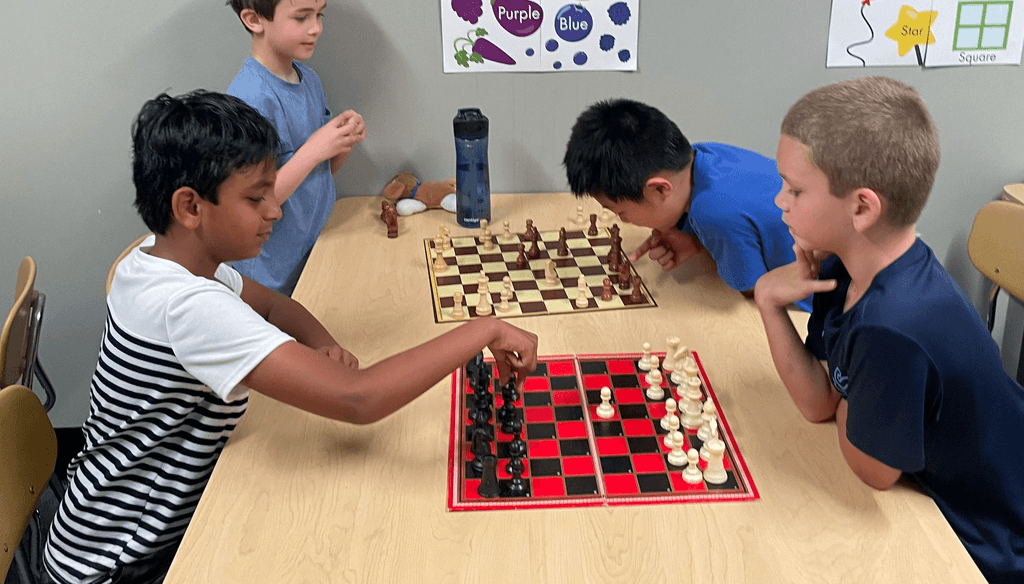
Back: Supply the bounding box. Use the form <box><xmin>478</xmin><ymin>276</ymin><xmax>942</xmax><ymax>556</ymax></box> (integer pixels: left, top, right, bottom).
<box><xmin>573</xmin><ymin>51</ymin><xmax>588</xmax><ymax>65</ymax></box>
<box><xmin>526</xmin><ymin>48</ymin><xmax>535</xmax><ymax>56</ymax></box>
<box><xmin>545</xmin><ymin>39</ymin><xmax>559</xmax><ymax>52</ymax></box>
<box><xmin>599</xmin><ymin>34</ymin><xmax>615</xmax><ymax>51</ymax></box>
<box><xmin>617</xmin><ymin>49</ymin><xmax>631</xmax><ymax>62</ymax></box>
<box><xmin>553</xmin><ymin>61</ymin><xmax>562</xmax><ymax>69</ymax></box>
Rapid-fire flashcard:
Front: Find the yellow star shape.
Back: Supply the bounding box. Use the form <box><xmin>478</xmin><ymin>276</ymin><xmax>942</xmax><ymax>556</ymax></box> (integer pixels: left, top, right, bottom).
<box><xmin>886</xmin><ymin>5</ymin><xmax>938</xmax><ymax>56</ymax></box>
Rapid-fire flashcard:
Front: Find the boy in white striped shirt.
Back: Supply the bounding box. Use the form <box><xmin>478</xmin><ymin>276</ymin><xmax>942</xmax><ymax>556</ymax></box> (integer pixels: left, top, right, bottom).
<box><xmin>42</xmin><ymin>91</ymin><xmax>537</xmax><ymax>584</ymax></box>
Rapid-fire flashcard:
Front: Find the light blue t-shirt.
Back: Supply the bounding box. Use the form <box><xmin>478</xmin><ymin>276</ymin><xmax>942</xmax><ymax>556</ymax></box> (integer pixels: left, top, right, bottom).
<box><xmin>677</xmin><ymin>142</ymin><xmax>810</xmax><ymax>311</ymax></box>
<box><xmin>227</xmin><ymin>56</ymin><xmax>335</xmax><ymax>295</ymax></box>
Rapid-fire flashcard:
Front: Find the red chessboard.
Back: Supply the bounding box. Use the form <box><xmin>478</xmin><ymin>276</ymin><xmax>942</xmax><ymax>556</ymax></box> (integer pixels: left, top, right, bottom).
<box><xmin>446</xmin><ymin>352</ymin><xmax>758</xmax><ymax>512</ymax></box>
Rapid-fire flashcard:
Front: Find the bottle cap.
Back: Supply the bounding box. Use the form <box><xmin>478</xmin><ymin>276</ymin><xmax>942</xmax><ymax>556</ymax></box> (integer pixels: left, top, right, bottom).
<box><xmin>454</xmin><ymin>108</ymin><xmax>489</xmax><ymax>139</ymax></box>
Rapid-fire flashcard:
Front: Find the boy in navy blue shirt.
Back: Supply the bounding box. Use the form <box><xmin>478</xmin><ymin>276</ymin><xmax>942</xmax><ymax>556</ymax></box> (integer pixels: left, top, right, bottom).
<box><xmin>755</xmin><ymin>76</ymin><xmax>1024</xmax><ymax>583</ymax></box>
<box><xmin>563</xmin><ymin>98</ymin><xmax>809</xmax><ymax>310</ymax></box>
<box><xmin>227</xmin><ymin>0</ymin><xmax>366</xmax><ymax>295</ymax></box>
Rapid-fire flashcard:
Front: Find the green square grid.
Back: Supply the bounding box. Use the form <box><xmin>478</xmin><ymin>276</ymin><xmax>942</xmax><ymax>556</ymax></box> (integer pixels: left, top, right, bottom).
<box><xmin>954</xmin><ymin>1</ymin><xmax>1012</xmax><ymax>50</ymax></box>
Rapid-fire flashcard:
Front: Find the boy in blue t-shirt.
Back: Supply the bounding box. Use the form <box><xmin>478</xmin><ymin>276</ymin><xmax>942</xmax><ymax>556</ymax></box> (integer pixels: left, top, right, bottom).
<box><xmin>226</xmin><ymin>0</ymin><xmax>366</xmax><ymax>295</ymax></box>
<box><xmin>563</xmin><ymin>98</ymin><xmax>809</xmax><ymax>311</ymax></box>
<box><xmin>42</xmin><ymin>90</ymin><xmax>536</xmax><ymax>584</ymax></box>
<box><xmin>755</xmin><ymin>76</ymin><xmax>1024</xmax><ymax>583</ymax></box>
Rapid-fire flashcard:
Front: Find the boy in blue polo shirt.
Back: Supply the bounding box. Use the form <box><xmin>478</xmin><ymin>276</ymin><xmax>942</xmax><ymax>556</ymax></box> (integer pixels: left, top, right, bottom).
<box><xmin>226</xmin><ymin>0</ymin><xmax>365</xmax><ymax>295</ymax></box>
<box><xmin>563</xmin><ymin>98</ymin><xmax>809</xmax><ymax>310</ymax></box>
<box><xmin>755</xmin><ymin>76</ymin><xmax>1024</xmax><ymax>582</ymax></box>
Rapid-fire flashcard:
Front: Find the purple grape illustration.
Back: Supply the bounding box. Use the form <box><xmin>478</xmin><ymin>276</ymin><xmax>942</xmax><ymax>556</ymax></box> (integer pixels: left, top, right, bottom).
<box><xmin>545</xmin><ymin>39</ymin><xmax>559</xmax><ymax>52</ymax></box>
<box><xmin>608</xmin><ymin>2</ymin><xmax>631</xmax><ymax>25</ymax></box>
<box><xmin>553</xmin><ymin>61</ymin><xmax>562</xmax><ymax>69</ymax></box>
<box><xmin>617</xmin><ymin>49</ymin><xmax>631</xmax><ymax>62</ymax></box>
<box><xmin>453</xmin><ymin>28</ymin><xmax>517</xmax><ymax>67</ymax></box>
<box><xmin>599</xmin><ymin>34</ymin><xmax>615</xmax><ymax>51</ymax></box>
<box><xmin>526</xmin><ymin>48</ymin><xmax>535</xmax><ymax>56</ymax></box>
<box><xmin>491</xmin><ymin>0</ymin><xmax>544</xmax><ymax>37</ymax></box>
<box><xmin>573</xmin><ymin>51</ymin><xmax>588</xmax><ymax>65</ymax></box>
<box><xmin>452</xmin><ymin>0</ymin><xmax>484</xmax><ymax>24</ymax></box>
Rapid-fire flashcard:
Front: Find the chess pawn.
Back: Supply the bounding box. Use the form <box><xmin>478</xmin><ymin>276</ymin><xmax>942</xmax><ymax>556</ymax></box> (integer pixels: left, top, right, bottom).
<box><xmin>666</xmin><ymin>431</ymin><xmax>687</xmax><ymax>467</ymax></box>
<box><xmin>663</xmin><ymin>414</ymin><xmax>680</xmax><ymax>449</ymax></box>
<box><xmin>479</xmin><ymin>219</ymin><xmax>493</xmax><ymax>249</ymax></box>
<box><xmin>496</xmin><ymin>294</ymin><xmax>511</xmax><ymax>313</ymax></box>
<box><xmin>670</xmin><ymin>347</ymin><xmax>690</xmax><ymax>385</ymax></box>
<box><xmin>432</xmin><ymin>246</ymin><xmax>448</xmax><ymax>273</ymax></box>
<box><xmin>595</xmin><ymin>387</ymin><xmax>615</xmax><ymax>419</ymax></box>
<box><xmin>451</xmin><ymin>291</ymin><xmax>466</xmax><ymax>319</ymax></box>
<box><xmin>575</xmin><ymin>275</ymin><xmax>589</xmax><ymax>308</ymax></box>
<box><xmin>701</xmin><ymin>421</ymin><xmax>719</xmax><ymax>461</ymax></box>
<box><xmin>601</xmin><ymin>278</ymin><xmax>614</xmax><ymax>301</ymax></box>
<box><xmin>660</xmin><ymin>398</ymin><xmax>678</xmax><ymax>431</ymax></box>
<box><xmin>587</xmin><ymin>213</ymin><xmax>599</xmax><ymax>236</ymax></box>
<box><xmin>702</xmin><ymin>438</ymin><xmax>728</xmax><ymax>485</ymax></box>
<box><xmin>638</xmin><ymin>342</ymin><xmax>652</xmax><ymax>371</ymax></box>
<box><xmin>697</xmin><ymin>401</ymin><xmax>718</xmax><ymax>442</ymax></box>
<box><xmin>645</xmin><ymin>369</ymin><xmax>665</xmax><ymax>401</ymax></box>
<box><xmin>644</xmin><ymin>356</ymin><xmax>661</xmax><ymax>385</ymax></box>
<box><xmin>682</xmin><ymin>448</ymin><xmax>704</xmax><ymax>485</ymax></box>
<box><xmin>502</xmin><ymin>220</ymin><xmax>514</xmax><ymax>241</ymax></box>
<box><xmin>600</xmin><ymin>208</ymin><xmax>614</xmax><ymax>223</ymax></box>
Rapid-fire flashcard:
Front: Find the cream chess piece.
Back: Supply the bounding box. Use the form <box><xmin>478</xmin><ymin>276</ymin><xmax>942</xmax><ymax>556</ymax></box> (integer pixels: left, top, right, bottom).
<box><xmin>595</xmin><ymin>387</ymin><xmax>615</xmax><ymax>419</ymax></box>
<box><xmin>682</xmin><ymin>448</ymin><xmax>704</xmax><ymax>484</ymax></box>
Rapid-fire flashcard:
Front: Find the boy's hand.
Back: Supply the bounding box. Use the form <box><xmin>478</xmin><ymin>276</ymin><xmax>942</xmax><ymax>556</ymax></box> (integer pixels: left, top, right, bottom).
<box><xmin>487</xmin><ymin>322</ymin><xmax>539</xmax><ymax>393</ymax></box>
<box><xmin>629</xmin><ymin>228</ymin><xmax>703</xmax><ymax>271</ymax></box>
<box><xmin>307</xmin><ymin>110</ymin><xmax>366</xmax><ymax>162</ymax></box>
<box><xmin>755</xmin><ymin>244</ymin><xmax>837</xmax><ymax>309</ymax></box>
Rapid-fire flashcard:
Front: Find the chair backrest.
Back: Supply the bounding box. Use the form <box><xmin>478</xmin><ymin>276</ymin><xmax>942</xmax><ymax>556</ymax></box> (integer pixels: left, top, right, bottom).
<box><xmin>968</xmin><ymin>200</ymin><xmax>1024</xmax><ymax>301</ymax></box>
<box><xmin>0</xmin><ymin>384</ymin><xmax>57</xmax><ymax>581</ymax></box>
<box><xmin>106</xmin><ymin>234</ymin><xmax>152</xmax><ymax>295</ymax></box>
<box><xmin>1</xmin><ymin>258</ymin><xmax>38</xmax><ymax>389</ymax></box>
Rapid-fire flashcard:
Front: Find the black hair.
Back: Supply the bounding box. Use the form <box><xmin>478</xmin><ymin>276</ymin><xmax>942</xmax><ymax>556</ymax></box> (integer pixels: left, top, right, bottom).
<box><xmin>563</xmin><ymin>98</ymin><xmax>693</xmax><ymax>203</ymax></box>
<box><xmin>226</xmin><ymin>0</ymin><xmax>280</xmax><ymax>33</ymax></box>
<box><xmin>131</xmin><ymin>90</ymin><xmax>279</xmax><ymax>234</ymax></box>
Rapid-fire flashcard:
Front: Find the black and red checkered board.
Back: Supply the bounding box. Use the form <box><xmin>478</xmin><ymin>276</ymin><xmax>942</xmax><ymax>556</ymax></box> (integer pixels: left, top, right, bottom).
<box><xmin>446</xmin><ymin>352</ymin><xmax>758</xmax><ymax>511</ymax></box>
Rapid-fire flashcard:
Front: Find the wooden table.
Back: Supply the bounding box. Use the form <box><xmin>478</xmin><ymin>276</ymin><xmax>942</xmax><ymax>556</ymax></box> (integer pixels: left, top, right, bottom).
<box><xmin>166</xmin><ymin>193</ymin><xmax>985</xmax><ymax>583</ymax></box>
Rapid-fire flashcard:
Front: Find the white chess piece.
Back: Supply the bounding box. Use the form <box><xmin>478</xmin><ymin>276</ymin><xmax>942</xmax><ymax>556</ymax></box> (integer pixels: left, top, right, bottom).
<box><xmin>701</xmin><ymin>422</ymin><xmax>719</xmax><ymax>461</ymax></box>
<box><xmin>432</xmin><ymin>242</ymin><xmax>448</xmax><ymax>273</ymax></box>
<box><xmin>544</xmin><ymin>260</ymin><xmax>558</xmax><ymax>286</ymax></box>
<box><xmin>575</xmin><ymin>204</ymin><xmax>586</xmax><ymax>225</ymax></box>
<box><xmin>645</xmin><ymin>369</ymin><xmax>665</xmax><ymax>401</ymax></box>
<box><xmin>575</xmin><ymin>275</ymin><xmax>589</xmax><ymax>308</ymax></box>
<box><xmin>682</xmin><ymin>377</ymin><xmax>703</xmax><ymax>429</ymax></box>
<box><xmin>644</xmin><ymin>356</ymin><xmax>661</xmax><ymax>386</ymax></box>
<box><xmin>697</xmin><ymin>401</ymin><xmax>718</xmax><ymax>442</ymax></box>
<box><xmin>476</xmin><ymin>282</ymin><xmax>492</xmax><ymax>316</ymax></box>
<box><xmin>599</xmin><ymin>208</ymin><xmax>614</xmax><ymax>223</ymax></box>
<box><xmin>496</xmin><ymin>276</ymin><xmax>513</xmax><ymax>313</ymax></box>
<box><xmin>660</xmin><ymin>398</ymin><xmax>677</xmax><ymax>431</ymax></box>
<box><xmin>452</xmin><ymin>291</ymin><xmax>465</xmax><ymax>319</ymax></box>
<box><xmin>682</xmin><ymin>448</ymin><xmax>704</xmax><ymax>484</ymax></box>
<box><xmin>663</xmin><ymin>414</ymin><xmax>680</xmax><ymax>448</ymax></box>
<box><xmin>666</xmin><ymin>431</ymin><xmax>687</xmax><ymax>467</ymax></box>
<box><xmin>638</xmin><ymin>342</ymin><xmax>652</xmax><ymax>371</ymax></box>
<box><xmin>595</xmin><ymin>387</ymin><xmax>615</xmax><ymax>419</ymax></box>
<box><xmin>501</xmin><ymin>220</ymin><xmax>514</xmax><ymax>241</ymax></box>
<box><xmin>703</xmin><ymin>439</ymin><xmax>728</xmax><ymax>485</ymax></box>
<box><xmin>664</xmin><ymin>337</ymin><xmax>680</xmax><ymax>372</ymax></box>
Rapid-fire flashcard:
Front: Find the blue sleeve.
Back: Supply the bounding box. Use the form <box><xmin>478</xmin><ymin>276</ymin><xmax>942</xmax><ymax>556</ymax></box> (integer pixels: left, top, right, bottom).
<box><xmin>690</xmin><ymin>214</ymin><xmax>769</xmax><ymax>292</ymax></box>
<box><xmin>844</xmin><ymin>325</ymin><xmax>929</xmax><ymax>472</ymax></box>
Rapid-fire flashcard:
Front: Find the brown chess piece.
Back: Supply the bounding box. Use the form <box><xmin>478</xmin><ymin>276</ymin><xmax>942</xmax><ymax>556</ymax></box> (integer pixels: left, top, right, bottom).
<box><xmin>601</xmin><ymin>278</ymin><xmax>614</xmax><ymax>301</ymax></box>
<box><xmin>527</xmin><ymin>236</ymin><xmax>540</xmax><ymax>259</ymax></box>
<box><xmin>617</xmin><ymin>262</ymin><xmax>631</xmax><ymax>290</ymax></box>
<box><xmin>588</xmin><ymin>214</ymin><xmax>599</xmax><ymax>236</ymax></box>
<box><xmin>516</xmin><ymin>244</ymin><xmax>529</xmax><ymax>269</ymax></box>
<box><xmin>558</xmin><ymin>227</ymin><xmax>569</xmax><ymax>256</ymax></box>
<box><xmin>630</xmin><ymin>276</ymin><xmax>643</xmax><ymax>302</ymax></box>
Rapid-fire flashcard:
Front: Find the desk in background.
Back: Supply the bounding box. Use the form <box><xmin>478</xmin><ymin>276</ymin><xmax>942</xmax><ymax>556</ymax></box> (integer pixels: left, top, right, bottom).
<box><xmin>166</xmin><ymin>193</ymin><xmax>984</xmax><ymax>583</ymax></box>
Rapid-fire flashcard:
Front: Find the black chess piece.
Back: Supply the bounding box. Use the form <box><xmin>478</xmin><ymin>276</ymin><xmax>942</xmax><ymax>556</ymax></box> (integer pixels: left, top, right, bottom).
<box><xmin>477</xmin><ymin>455</ymin><xmax>499</xmax><ymax>498</ymax></box>
<box><xmin>498</xmin><ymin>376</ymin><xmax>516</xmax><ymax>426</ymax></box>
<box><xmin>470</xmin><ymin>426</ymin><xmax>492</xmax><ymax>473</ymax></box>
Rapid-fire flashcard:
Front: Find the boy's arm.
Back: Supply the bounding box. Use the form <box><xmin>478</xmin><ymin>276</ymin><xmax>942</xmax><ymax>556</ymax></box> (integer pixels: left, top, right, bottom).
<box><xmin>835</xmin><ymin>400</ymin><xmax>902</xmax><ymax>490</ymax></box>
<box><xmin>240</xmin><ymin>276</ymin><xmax>341</xmax><ymax>352</ymax></box>
<box><xmin>754</xmin><ymin>245</ymin><xmax>840</xmax><ymax>422</ymax></box>
<box><xmin>242</xmin><ymin>318</ymin><xmax>538</xmax><ymax>425</ymax></box>
<box><xmin>629</xmin><ymin>228</ymin><xmax>703</xmax><ymax>271</ymax></box>
<box><xmin>275</xmin><ymin>111</ymin><xmax>365</xmax><ymax>204</ymax></box>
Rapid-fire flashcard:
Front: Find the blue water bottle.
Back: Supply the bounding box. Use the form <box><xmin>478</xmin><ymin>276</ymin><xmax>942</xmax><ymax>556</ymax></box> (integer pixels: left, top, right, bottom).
<box><xmin>454</xmin><ymin>108</ymin><xmax>491</xmax><ymax>228</ymax></box>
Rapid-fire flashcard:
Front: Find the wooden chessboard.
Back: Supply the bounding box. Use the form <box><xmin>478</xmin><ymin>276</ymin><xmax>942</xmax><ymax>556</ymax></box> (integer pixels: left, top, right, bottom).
<box><xmin>424</xmin><ymin>228</ymin><xmax>656</xmax><ymax>323</ymax></box>
<box><xmin>446</xmin><ymin>352</ymin><xmax>759</xmax><ymax>512</ymax></box>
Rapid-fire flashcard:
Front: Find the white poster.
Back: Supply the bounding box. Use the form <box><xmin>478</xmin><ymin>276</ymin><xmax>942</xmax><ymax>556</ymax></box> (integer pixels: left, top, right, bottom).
<box><xmin>441</xmin><ymin>1</ymin><xmax>639</xmax><ymax>73</ymax></box>
<box><xmin>826</xmin><ymin>0</ymin><xmax>1023</xmax><ymax>67</ymax></box>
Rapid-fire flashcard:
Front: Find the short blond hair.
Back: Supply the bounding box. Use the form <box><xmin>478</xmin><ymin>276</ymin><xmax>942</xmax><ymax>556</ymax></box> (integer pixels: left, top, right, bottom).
<box><xmin>781</xmin><ymin>77</ymin><xmax>939</xmax><ymax>227</ymax></box>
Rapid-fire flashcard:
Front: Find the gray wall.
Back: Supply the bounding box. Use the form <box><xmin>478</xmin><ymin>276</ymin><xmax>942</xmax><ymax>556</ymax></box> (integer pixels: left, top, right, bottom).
<box><xmin>2</xmin><ymin>1</ymin><xmax>1022</xmax><ymax>426</ymax></box>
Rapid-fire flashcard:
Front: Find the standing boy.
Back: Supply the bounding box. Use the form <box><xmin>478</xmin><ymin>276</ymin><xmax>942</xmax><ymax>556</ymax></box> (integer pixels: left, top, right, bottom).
<box><xmin>755</xmin><ymin>77</ymin><xmax>1024</xmax><ymax>583</ymax></box>
<box><xmin>563</xmin><ymin>98</ymin><xmax>809</xmax><ymax>310</ymax></box>
<box><xmin>42</xmin><ymin>91</ymin><xmax>537</xmax><ymax>584</ymax></box>
<box><xmin>226</xmin><ymin>0</ymin><xmax>366</xmax><ymax>295</ymax></box>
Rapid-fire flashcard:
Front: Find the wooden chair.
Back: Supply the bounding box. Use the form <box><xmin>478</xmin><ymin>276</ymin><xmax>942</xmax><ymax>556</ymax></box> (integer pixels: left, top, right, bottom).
<box><xmin>0</xmin><ymin>384</ymin><xmax>58</xmax><ymax>583</ymax></box>
<box><xmin>968</xmin><ymin>200</ymin><xmax>1024</xmax><ymax>384</ymax></box>
<box><xmin>0</xmin><ymin>257</ymin><xmax>54</xmax><ymax>410</ymax></box>
<box><xmin>106</xmin><ymin>233</ymin><xmax>152</xmax><ymax>295</ymax></box>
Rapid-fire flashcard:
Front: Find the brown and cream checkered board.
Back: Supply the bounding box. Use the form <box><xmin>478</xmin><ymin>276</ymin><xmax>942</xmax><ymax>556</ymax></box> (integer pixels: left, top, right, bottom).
<box><xmin>425</xmin><ymin>228</ymin><xmax>656</xmax><ymax>323</ymax></box>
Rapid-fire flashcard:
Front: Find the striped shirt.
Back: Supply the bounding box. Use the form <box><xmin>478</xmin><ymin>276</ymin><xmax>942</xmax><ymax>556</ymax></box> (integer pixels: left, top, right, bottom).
<box><xmin>44</xmin><ymin>239</ymin><xmax>292</xmax><ymax>583</ymax></box>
